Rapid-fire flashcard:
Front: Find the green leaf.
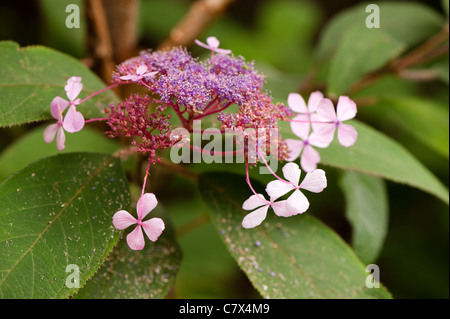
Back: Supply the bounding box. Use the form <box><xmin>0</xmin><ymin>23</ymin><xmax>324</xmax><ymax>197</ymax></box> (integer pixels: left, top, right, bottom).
<box><xmin>368</xmin><ymin>96</ymin><xmax>449</xmax><ymax>159</ymax></box>
<box><xmin>317</xmin><ymin>2</ymin><xmax>444</xmax><ymax>60</ymax></box>
<box><xmin>198</xmin><ymin>172</ymin><xmax>392</xmax><ymax>299</ymax></box>
<box><xmin>443</xmin><ymin>0</ymin><xmax>449</xmax><ymax>17</ymax></box>
<box><xmin>339</xmin><ymin>171</ymin><xmax>389</xmax><ymax>264</ymax></box>
<box><xmin>0</xmin><ymin>125</ymin><xmax>121</xmax><ymax>181</ymax></box>
<box><xmin>280</xmin><ymin>120</ymin><xmax>449</xmax><ymax>205</ymax></box>
<box><xmin>74</xmin><ymin>205</ymin><xmax>182</xmax><ymax>299</ymax></box>
<box><xmin>0</xmin><ymin>41</ymin><xmax>119</xmax><ymax>128</ymax></box>
<box><xmin>0</xmin><ymin>152</ymin><xmax>130</xmax><ymax>298</ymax></box>
<box><xmin>327</xmin><ymin>26</ymin><xmax>405</xmax><ymax>95</ymax></box>
<box><xmin>317</xmin><ymin>2</ymin><xmax>445</xmax><ymax>95</ymax></box>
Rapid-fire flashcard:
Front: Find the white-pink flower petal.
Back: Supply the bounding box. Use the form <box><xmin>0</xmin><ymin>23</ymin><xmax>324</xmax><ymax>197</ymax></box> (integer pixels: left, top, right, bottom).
<box><xmin>287</xmin><ymin>93</ymin><xmax>307</xmax><ymax>113</ymax></box>
<box><xmin>336</xmin><ymin>96</ymin><xmax>357</xmax><ymax>121</ymax></box>
<box><xmin>284</xmin><ymin>138</ymin><xmax>303</xmax><ymax>162</ymax></box>
<box><xmin>338</xmin><ymin>123</ymin><xmax>358</xmax><ymax>147</ymax></box>
<box><xmin>63</xmin><ymin>105</ymin><xmax>85</xmax><ymax>133</ymax></box>
<box><xmin>43</xmin><ymin>123</ymin><xmax>58</xmax><ymax>144</ymax></box>
<box><xmin>300</xmin><ymin>144</ymin><xmax>320</xmax><ymax>173</ymax></box>
<box><xmin>265</xmin><ymin>179</ymin><xmax>295</xmax><ymax>201</ymax></box>
<box><xmin>65</xmin><ymin>76</ymin><xmax>83</xmax><ymax>102</ymax></box>
<box><xmin>286</xmin><ymin>189</ymin><xmax>309</xmax><ymax>215</ymax></box>
<box><xmin>282</xmin><ymin>162</ymin><xmax>301</xmax><ymax>185</ymax></box>
<box><xmin>241</xmin><ymin>205</ymin><xmax>269</xmax><ymax>229</ymax></box>
<box><xmin>242</xmin><ymin>194</ymin><xmax>269</xmax><ymax>211</ymax></box>
<box><xmin>50</xmin><ymin>97</ymin><xmax>69</xmax><ymax>120</ymax></box>
<box><xmin>56</xmin><ymin>127</ymin><xmax>66</xmax><ymax>151</ymax></box>
<box><xmin>137</xmin><ymin>193</ymin><xmax>158</xmax><ymax>220</ymax></box>
<box><xmin>271</xmin><ymin>200</ymin><xmax>294</xmax><ymax>217</ymax></box>
<box><xmin>307</xmin><ymin>91</ymin><xmax>324</xmax><ymax>113</ymax></box>
<box><xmin>113</xmin><ymin>210</ymin><xmax>137</xmax><ymax>230</ymax></box>
<box><xmin>299</xmin><ymin>169</ymin><xmax>327</xmax><ymax>193</ymax></box>
<box><xmin>141</xmin><ymin>217</ymin><xmax>165</xmax><ymax>242</ymax></box>
<box><xmin>126</xmin><ymin>225</ymin><xmax>145</xmax><ymax>250</ymax></box>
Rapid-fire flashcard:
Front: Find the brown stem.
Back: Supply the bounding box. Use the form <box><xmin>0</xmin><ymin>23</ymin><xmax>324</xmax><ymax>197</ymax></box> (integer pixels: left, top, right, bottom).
<box><xmin>84</xmin><ymin>0</ymin><xmax>115</xmax><ymax>82</ymax></box>
<box><xmin>158</xmin><ymin>0</ymin><xmax>235</xmax><ymax>49</ymax></box>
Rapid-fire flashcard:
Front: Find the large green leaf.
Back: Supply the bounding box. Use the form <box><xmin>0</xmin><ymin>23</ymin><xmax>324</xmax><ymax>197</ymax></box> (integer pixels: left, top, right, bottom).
<box><xmin>0</xmin><ymin>125</ymin><xmax>121</xmax><ymax>181</ymax></box>
<box><xmin>364</xmin><ymin>96</ymin><xmax>449</xmax><ymax>159</ymax></box>
<box><xmin>339</xmin><ymin>171</ymin><xmax>389</xmax><ymax>264</ymax></box>
<box><xmin>327</xmin><ymin>26</ymin><xmax>405</xmax><ymax>95</ymax></box>
<box><xmin>317</xmin><ymin>2</ymin><xmax>444</xmax><ymax>60</ymax></box>
<box><xmin>74</xmin><ymin>205</ymin><xmax>182</xmax><ymax>299</ymax></box>
<box><xmin>316</xmin><ymin>2</ymin><xmax>444</xmax><ymax>95</ymax></box>
<box><xmin>198</xmin><ymin>172</ymin><xmax>392</xmax><ymax>299</ymax></box>
<box><xmin>280</xmin><ymin>120</ymin><xmax>449</xmax><ymax>205</ymax></box>
<box><xmin>0</xmin><ymin>41</ymin><xmax>119</xmax><ymax>128</ymax></box>
<box><xmin>0</xmin><ymin>152</ymin><xmax>130</xmax><ymax>298</ymax></box>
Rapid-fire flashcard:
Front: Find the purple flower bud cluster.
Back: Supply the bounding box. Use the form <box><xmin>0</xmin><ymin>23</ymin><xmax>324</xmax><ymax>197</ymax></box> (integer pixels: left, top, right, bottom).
<box><xmin>105</xmin><ymin>94</ymin><xmax>173</xmax><ymax>162</ymax></box>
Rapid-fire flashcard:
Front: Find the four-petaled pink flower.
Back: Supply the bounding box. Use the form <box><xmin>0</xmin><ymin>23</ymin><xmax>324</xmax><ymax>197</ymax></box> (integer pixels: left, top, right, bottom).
<box><xmin>241</xmin><ymin>194</ymin><xmax>290</xmax><ymax>229</ymax></box>
<box><xmin>288</xmin><ymin>91</ymin><xmax>324</xmax><ymax>139</ymax></box>
<box><xmin>62</xmin><ymin>76</ymin><xmax>85</xmax><ymax>133</ymax></box>
<box><xmin>43</xmin><ymin>97</ymin><xmax>69</xmax><ymax>151</ymax></box>
<box><xmin>120</xmin><ymin>65</ymin><xmax>158</xmax><ymax>82</ymax></box>
<box><xmin>194</xmin><ymin>36</ymin><xmax>232</xmax><ymax>55</ymax></box>
<box><xmin>113</xmin><ymin>193</ymin><xmax>165</xmax><ymax>250</ymax></box>
<box><xmin>266</xmin><ymin>163</ymin><xmax>327</xmax><ymax>216</ymax></box>
<box><xmin>315</xmin><ymin>96</ymin><xmax>358</xmax><ymax>147</ymax></box>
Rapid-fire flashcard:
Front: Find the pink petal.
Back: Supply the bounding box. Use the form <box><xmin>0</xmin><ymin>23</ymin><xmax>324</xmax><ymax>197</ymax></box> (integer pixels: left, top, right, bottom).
<box><xmin>142</xmin><ymin>71</ymin><xmax>159</xmax><ymax>79</ymax></box>
<box><xmin>336</xmin><ymin>96</ymin><xmax>357</xmax><ymax>121</ymax></box>
<box><xmin>56</xmin><ymin>127</ymin><xmax>66</xmax><ymax>151</ymax></box>
<box><xmin>300</xmin><ymin>144</ymin><xmax>320</xmax><ymax>172</ymax></box>
<box><xmin>286</xmin><ymin>189</ymin><xmax>309</xmax><ymax>215</ymax></box>
<box><xmin>290</xmin><ymin>114</ymin><xmax>310</xmax><ymax>140</ymax></box>
<box><xmin>126</xmin><ymin>225</ymin><xmax>145</xmax><ymax>250</ymax></box>
<box><xmin>282</xmin><ymin>162</ymin><xmax>301</xmax><ymax>185</ymax></box>
<box><xmin>113</xmin><ymin>210</ymin><xmax>137</xmax><ymax>230</ymax></box>
<box><xmin>63</xmin><ymin>105</ymin><xmax>85</xmax><ymax>133</ymax></box>
<box><xmin>43</xmin><ymin>123</ymin><xmax>58</xmax><ymax>144</ymax></box>
<box><xmin>271</xmin><ymin>200</ymin><xmax>294</xmax><ymax>217</ymax></box>
<box><xmin>65</xmin><ymin>76</ymin><xmax>83</xmax><ymax>102</ymax></box>
<box><xmin>241</xmin><ymin>205</ymin><xmax>269</xmax><ymax>229</ymax></box>
<box><xmin>50</xmin><ymin>97</ymin><xmax>69</xmax><ymax>120</ymax></box>
<box><xmin>287</xmin><ymin>93</ymin><xmax>307</xmax><ymax>113</ymax></box>
<box><xmin>300</xmin><ymin>169</ymin><xmax>327</xmax><ymax>193</ymax></box>
<box><xmin>242</xmin><ymin>194</ymin><xmax>269</xmax><ymax>211</ymax></box>
<box><xmin>284</xmin><ymin>138</ymin><xmax>303</xmax><ymax>162</ymax></box>
<box><xmin>136</xmin><ymin>65</ymin><xmax>148</xmax><ymax>75</ymax></box>
<box><xmin>338</xmin><ymin>123</ymin><xmax>358</xmax><ymax>147</ymax></box>
<box><xmin>212</xmin><ymin>47</ymin><xmax>232</xmax><ymax>55</ymax></box>
<box><xmin>307</xmin><ymin>91</ymin><xmax>324</xmax><ymax>113</ymax></box>
<box><xmin>120</xmin><ymin>74</ymin><xmax>140</xmax><ymax>81</ymax></box>
<box><xmin>316</xmin><ymin>98</ymin><xmax>337</xmax><ymax>122</ymax></box>
<box><xmin>265</xmin><ymin>180</ymin><xmax>295</xmax><ymax>201</ymax></box>
<box><xmin>141</xmin><ymin>217</ymin><xmax>165</xmax><ymax>242</ymax></box>
<box><xmin>136</xmin><ymin>193</ymin><xmax>158</xmax><ymax>220</ymax></box>
<box><xmin>313</xmin><ymin>122</ymin><xmax>336</xmax><ymax>147</ymax></box>
<box><xmin>308</xmin><ymin>131</ymin><xmax>331</xmax><ymax>148</ymax></box>
<box><xmin>194</xmin><ymin>39</ymin><xmax>210</xmax><ymax>50</ymax></box>
<box><xmin>206</xmin><ymin>36</ymin><xmax>220</xmax><ymax>48</ymax></box>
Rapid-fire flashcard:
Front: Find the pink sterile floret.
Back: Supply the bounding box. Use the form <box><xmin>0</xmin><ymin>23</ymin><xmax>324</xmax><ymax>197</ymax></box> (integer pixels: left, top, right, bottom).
<box><xmin>119</xmin><ymin>64</ymin><xmax>158</xmax><ymax>82</ymax></box>
<box><xmin>112</xmin><ymin>193</ymin><xmax>165</xmax><ymax>250</ymax></box>
<box><xmin>194</xmin><ymin>36</ymin><xmax>232</xmax><ymax>55</ymax></box>
<box><xmin>265</xmin><ymin>162</ymin><xmax>327</xmax><ymax>216</ymax></box>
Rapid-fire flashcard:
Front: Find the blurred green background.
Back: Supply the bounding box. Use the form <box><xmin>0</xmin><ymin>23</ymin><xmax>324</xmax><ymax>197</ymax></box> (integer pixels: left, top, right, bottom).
<box><xmin>0</xmin><ymin>0</ymin><xmax>448</xmax><ymax>298</ymax></box>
